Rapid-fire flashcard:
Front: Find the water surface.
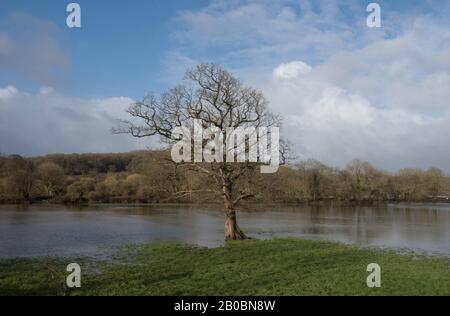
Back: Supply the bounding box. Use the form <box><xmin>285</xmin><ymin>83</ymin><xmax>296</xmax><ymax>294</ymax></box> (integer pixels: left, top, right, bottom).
<box><xmin>0</xmin><ymin>204</ymin><xmax>449</xmax><ymax>258</ymax></box>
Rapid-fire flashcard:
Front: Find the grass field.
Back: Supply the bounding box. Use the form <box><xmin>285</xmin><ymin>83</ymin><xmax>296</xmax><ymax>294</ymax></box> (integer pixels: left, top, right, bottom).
<box><xmin>1</xmin><ymin>238</ymin><xmax>449</xmax><ymax>296</ymax></box>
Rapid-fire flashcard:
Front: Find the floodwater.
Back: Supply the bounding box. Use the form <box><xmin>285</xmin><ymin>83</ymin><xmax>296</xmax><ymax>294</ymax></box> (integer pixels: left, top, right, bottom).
<box><xmin>0</xmin><ymin>203</ymin><xmax>449</xmax><ymax>258</ymax></box>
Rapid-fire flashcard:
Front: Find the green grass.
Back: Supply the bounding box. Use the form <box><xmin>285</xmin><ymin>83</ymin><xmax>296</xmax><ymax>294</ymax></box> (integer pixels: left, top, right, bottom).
<box><xmin>1</xmin><ymin>239</ymin><xmax>449</xmax><ymax>296</ymax></box>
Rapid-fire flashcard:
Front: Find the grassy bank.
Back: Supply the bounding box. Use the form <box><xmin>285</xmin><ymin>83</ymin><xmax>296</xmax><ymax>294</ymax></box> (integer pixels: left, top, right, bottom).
<box><xmin>1</xmin><ymin>239</ymin><xmax>449</xmax><ymax>296</ymax></box>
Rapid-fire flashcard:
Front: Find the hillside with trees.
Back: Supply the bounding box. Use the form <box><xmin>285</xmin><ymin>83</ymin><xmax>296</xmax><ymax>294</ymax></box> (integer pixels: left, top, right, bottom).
<box><xmin>1</xmin><ymin>150</ymin><xmax>449</xmax><ymax>205</ymax></box>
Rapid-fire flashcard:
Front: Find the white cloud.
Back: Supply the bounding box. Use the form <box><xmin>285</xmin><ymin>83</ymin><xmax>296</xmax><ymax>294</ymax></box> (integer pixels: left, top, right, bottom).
<box><xmin>0</xmin><ymin>85</ymin><xmax>18</xmax><ymax>101</ymax></box>
<box><xmin>310</xmin><ymin>30</ymin><xmax>450</xmax><ymax>114</ymax></box>
<box><xmin>0</xmin><ymin>86</ymin><xmax>148</xmax><ymax>156</ymax></box>
<box><xmin>273</xmin><ymin>61</ymin><xmax>312</xmax><ymax>80</ymax></box>
<box><xmin>264</xmin><ymin>56</ymin><xmax>450</xmax><ymax>172</ymax></box>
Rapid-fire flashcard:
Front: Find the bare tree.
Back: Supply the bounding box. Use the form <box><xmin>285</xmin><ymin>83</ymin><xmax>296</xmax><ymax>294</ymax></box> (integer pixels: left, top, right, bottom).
<box><xmin>115</xmin><ymin>63</ymin><xmax>285</xmax><ymax>240</ymax></box>
<box><xmin>37</xmin><ymin>162</ymin><xmax>65</xmax><ymax>198</ymax></box>
<box><xmin>4</xmin><ymin>155</ymin><xmax>35</xmax><ymax>202</ymax></box>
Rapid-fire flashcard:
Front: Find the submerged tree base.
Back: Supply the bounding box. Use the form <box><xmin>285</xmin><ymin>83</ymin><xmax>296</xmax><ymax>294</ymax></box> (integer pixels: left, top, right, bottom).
<box><xmin>224</xmin><ymin>210</ymin><xmax>248</xmax><ymax>240</ymax></box>
<box><xmin>224</xmin><ymin>226</ymin><xmax>248</xmax><ymax>241</ymax></box>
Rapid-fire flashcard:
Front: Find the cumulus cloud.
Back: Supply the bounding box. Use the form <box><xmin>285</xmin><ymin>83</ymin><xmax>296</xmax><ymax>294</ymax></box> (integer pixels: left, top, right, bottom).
<box><xmin>0</xmin><ymin>86</ymin><xmax>148</xmax><ymax>156</ymax></box>
<box><xmin>273</xmin><ymin>61</ymin><xmax>312</xmax><ymax>80</ymax></box>
<box><xmin>265</xmin><ymin>58</ymin><xmax>450</xmax><ymax>172</ymax></box>
<box><xmin>309</xmin><ymin>19</ymin><xmax>450</xmax><ymax>114</ymax></box>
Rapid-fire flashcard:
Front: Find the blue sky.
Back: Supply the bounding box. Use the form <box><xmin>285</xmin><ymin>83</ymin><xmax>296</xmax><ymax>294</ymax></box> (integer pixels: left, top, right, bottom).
<box><xmin>0</xmin><ymin>0</ymin><xmax>439</xmax><ymax>98</ymax></box>
<box><xmin>1</xmin><ymin>0</ymin><xmax>450</xmax><ymax>171</ymax></box>
<box><xmin>0</xmin><ymin>0</ymin><xmax>210</xmax><ymax>98</ymax></box>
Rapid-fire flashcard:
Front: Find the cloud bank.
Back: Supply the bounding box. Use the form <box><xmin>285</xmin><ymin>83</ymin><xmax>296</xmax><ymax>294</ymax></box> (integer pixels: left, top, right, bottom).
<box><xmin>0</xmin><ymin>86</ymin><xmax>147</xmax><ymax>156</ymax></box>
<box><xmin>267</xmin><ymin>60</ymin><xmax>450</xmax><ymax>171</ymax></box>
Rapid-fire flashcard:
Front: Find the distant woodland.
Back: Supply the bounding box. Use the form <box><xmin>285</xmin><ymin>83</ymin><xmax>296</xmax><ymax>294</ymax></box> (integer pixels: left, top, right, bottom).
<box><xmin>0</xmin><ymin>151</ymin><xmax>449</xmax><ymax>204</ymax></box>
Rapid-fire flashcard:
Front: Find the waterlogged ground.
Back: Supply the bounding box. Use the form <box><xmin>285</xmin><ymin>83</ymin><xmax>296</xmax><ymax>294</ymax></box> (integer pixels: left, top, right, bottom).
<box><xmin>0</xmin><ymin>203</ymin><xmax>449</xmax><ymax>258</ymax></box>
<box><xmin>0</xmin><ymin>239</ymin><xmax>449</xmax><ymax>296</ymax></box>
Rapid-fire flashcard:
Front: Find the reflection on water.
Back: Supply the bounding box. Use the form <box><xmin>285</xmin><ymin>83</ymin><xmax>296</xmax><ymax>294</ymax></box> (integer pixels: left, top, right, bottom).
<box><xmin>0</xmin><ymin>203</ymin><xmax>449</xmax><ymax>258</ymax></box>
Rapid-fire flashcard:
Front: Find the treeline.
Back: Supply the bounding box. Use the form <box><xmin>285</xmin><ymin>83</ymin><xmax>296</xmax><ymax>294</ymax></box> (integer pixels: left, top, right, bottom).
<box><xmin>0</xmin><ymin>151</ymin><xmax>449</xmax><ymax>204</ymax></box>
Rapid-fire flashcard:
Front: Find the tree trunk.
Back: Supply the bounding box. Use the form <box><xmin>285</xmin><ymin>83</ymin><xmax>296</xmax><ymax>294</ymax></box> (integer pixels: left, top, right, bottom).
<box><xmin>225</xmin><ymin>209</ymin><xmax>247</xmax><ymax>240</ymax></box>
<box><xmin>222</xmin><ymin>171</ymin><xmax>248</xmax><ymax>241</ymax></box>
